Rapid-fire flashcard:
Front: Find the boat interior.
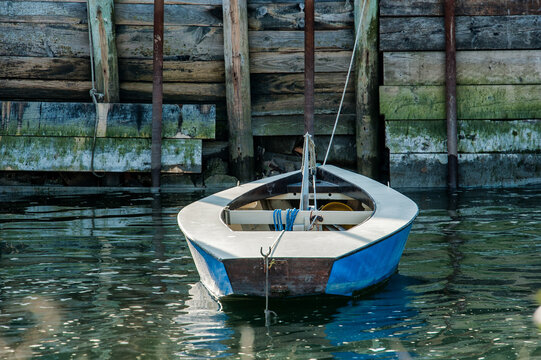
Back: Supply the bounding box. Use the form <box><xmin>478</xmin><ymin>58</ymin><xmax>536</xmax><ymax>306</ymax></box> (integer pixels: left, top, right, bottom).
<box><xmin>222</xmin><ymin>168</ymin><xmax>375</xmax><ymax>232</ymax></box>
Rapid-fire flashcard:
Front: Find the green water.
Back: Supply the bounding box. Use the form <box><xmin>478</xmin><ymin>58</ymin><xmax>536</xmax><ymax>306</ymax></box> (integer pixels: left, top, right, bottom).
<box><xmin>0</xmin><ymin>187</ymin><xmax>539</xmax><ymax>359</ymax></box>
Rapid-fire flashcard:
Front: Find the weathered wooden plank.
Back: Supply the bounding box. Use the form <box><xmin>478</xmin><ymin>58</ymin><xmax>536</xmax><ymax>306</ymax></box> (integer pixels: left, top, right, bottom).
<box><xmin>252</xmin><ymin>113</ymin><xmax>355</xmax><ymax>135</ymax></box>
<box><xmin>116</xmin><ymin>26</ymin><xmax>352</xmax><ymax>60</ymax></box>
<box><xmin>0</xmin><ymin>79</ymin><xmax>92</xmax><ymax>100</ymax></box>
<box><xmin>88</xmin><ymin>0</ymin><xmax>119</xmax><ymax>102</ymax></box>
<box><xmin>383</xmin><ymin>51</ymin><xmax>541</xmax><ymax>85</ymax></box>
<box><xmin>249</xmin><ymin>29</ymin><xmax>353</xmax><ymax>52</ymax></box>
<box><xmin>354</xmin><ymin>0</ymin><xmax>379</xmax><ymax>178</ymax></box>
<box><xmin>251</xmin><ymin>73</ymin><xmax>353</xmax><ymax>94</ymax></box>
<box><xmin>0</xmin><ymin>136</ymin><xmax>202</xmax><ymax>173</ymax></box>
<box><xmin>0</xmin><ymin>23</ymin><xmax>89</xmax><ymax>57</ymax></box>
<box><xmin>118</xmin><ymin>59</ymin><xmax>224</xmax><ymax>82</ymax></box>
<box><xmin>380</xmin><ymin>16</ymin><xmax>541</xmax><ymax>51</ymax></box>
<box><xmin>0</xmin><ymin>56</ymin><xmax>90</xmax><ymax>80</ymax></box>
<box><xmin>252</xmin><ymin>92</ymin><xmax>355</xmax><ymax>116</ymax></box>
<box><xmin>389</xmin><ymin>153</ymin><xmax>541</xmax><ymax>188</ymax></box>
<box><xmin>250</xmin><ymin>51</ymin><xmax>351</xmax><ymax>73</ymax></box>
<box><xmin>0</xmin><ymin>101</ymin><xmax>216</xmax><ymax>138</ymax></box>
<box><xmin>380</xmin><ymin>85</ymin><xmax>541</xmax><ymax>120</ymax></box>
<box><xmin>0</xmin><ymin>1</ymin><xmax>86</xmax><ymax>24</ymax></box>
<box><xmin>119</xmin><ymin>82</ymin><xmax>225</xmax><ymax>102</ymax></box>
<box><xmin>115</xmin><ymin>3</ymin><xmax>222</xmax><ymax>26</ymax></box>
<box><xmin>248</xmin><ymin>2</ymin><xmax>353</xmax><ymax>30</ymax></box>
<box><xmin>380</xmin><ymin>0</ymin><xmax>541</xmax><ymax>16</ymax></box>
<box><xmin>386</xmin><ymin>119</ymin><xmax>541</xmax><ymax>153</ymax></box>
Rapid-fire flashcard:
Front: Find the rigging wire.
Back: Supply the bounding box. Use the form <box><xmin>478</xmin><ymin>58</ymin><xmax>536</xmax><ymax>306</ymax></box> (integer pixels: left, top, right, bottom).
<box><xmin>323</xmin><ymin>0</ymin><xmax>368</xmax><ymax>166</ymax></box>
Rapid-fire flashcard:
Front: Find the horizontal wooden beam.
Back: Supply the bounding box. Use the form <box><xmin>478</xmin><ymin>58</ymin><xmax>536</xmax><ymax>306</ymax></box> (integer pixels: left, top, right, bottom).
<box><xmin>251</xmin><ymin>73</ymin><xmax>353</xmax><ymax>94</ymax></box>
<box><xmin>252</xmin><ymin>114</ymin><xmax>355</xmax><ymax>136</ymax></box>
<box><xmin>252</xmin><ymin>92</ymin><xmax>355</xmax><ymax>116</ymax></box>
<box><xmin>0</xmin><ymin>56</ymin><xmax>90</xmax><ymax>80</ymax></box>
<box><xmin>119</xmin><ymin>59</ymin><xmax>225</xmax><ymax>82</ymax></box>
<box><xmin>0</xmin><ymin>1</ymin><xmax>86</xmax><ymax>24</ymax></box>
<box><xmin>0</xmin><ymin>136</ymin><xmax>202</xmax><ymax>173</ymax></box>
<box><xmin>383</xmin><ymin>51</ymin><xmax>541</xmax><ymax>85</ymax></box>
<box><xmin>0</xmin><ymin>101</ymin><xmax>215</xmax><ymax>138</ymax></box>
<box><xmin>0</xmin><ymin>79</ymin><xmax>92</xmax><ymax>100</ymax></box>
<box><xmin>119</xmin><ymin>82</ymin><xmax>225</xmax><ymax>102</ymax></box>
<box><xmin>250</xmin><ymin>51</ymin><xmax>351</xmax><ymax>73</ymax></box>
<box><xmin>381</xmin><ymin>0</ymin><xmax>541</xmax><ymax>16</ymax></box>
<box><xmin>390</xmin><ymin>153</ymin><xmax>541</xmax><ymax>188</ymax></box>
<box><xmin>380</xmin><ymin>16</ymin><xmax>541</xmax><ymax>51</ymax></box>
<box><xmin>380</xmin><ymin>85</ymin><xmax>541</xmax><ymax>120</ymax></box>
<box><xmin>386</xmin><ymin>119</ymin><xmax>541</xmax><ymax>153</ymax></box>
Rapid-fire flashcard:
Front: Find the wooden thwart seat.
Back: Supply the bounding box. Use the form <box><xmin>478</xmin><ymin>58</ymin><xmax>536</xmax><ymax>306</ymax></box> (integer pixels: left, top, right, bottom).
<box><xmin>223</xmin><ymin>209</ymin><xmax>373</xmax><ymax>226</ymax></box>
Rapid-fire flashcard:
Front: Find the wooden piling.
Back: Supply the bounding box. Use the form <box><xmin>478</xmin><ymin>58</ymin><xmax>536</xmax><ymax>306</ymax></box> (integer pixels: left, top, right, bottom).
<box><xmin>87</xmin><ymin>0</ymin><xmax>119</xmax><ymax>103</ymax></box>
<box><xmin>151</xmin><ymin>0</ymin><xmax>164</xmax><ymax>188</ymax></box>
<box><xmin>354</xmin><ymin>0</ymin><xmax>380</xmax><ymax>179</ymax></box>
<box><xmin>445</xmin><ymin>0</ymin><xmax>458</xmax><ymax>189</ymax></box>
<box><xmin>223</xmin><ymin>0</ymin><xmax>254</xmax><ymax>182</ymax></box>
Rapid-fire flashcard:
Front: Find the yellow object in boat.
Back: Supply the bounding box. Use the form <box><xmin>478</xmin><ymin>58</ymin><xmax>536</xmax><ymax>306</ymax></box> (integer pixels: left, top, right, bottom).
<box><xmin>320</xmin><ymin>202</ymin><xmax>353</xmax><ymax>230</ymax></box>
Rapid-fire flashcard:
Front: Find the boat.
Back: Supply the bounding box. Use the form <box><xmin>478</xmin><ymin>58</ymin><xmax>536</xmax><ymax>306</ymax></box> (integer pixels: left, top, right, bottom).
<box><xmin>176</xmin><ymin>0</ymin><xmax>418</xmax><ymax>300</ymax></box>
<box><xmin>177</xmin><ymin>164</ymin><xmax>418</xmax><ymax>299</ymax></box>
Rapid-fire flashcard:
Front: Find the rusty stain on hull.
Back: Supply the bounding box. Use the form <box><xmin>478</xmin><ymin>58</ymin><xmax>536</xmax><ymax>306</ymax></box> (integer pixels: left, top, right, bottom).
<box><xmin>223</xmin><ymin>258</ymin><xmax>334</xmax><ymax>297</ymax></box>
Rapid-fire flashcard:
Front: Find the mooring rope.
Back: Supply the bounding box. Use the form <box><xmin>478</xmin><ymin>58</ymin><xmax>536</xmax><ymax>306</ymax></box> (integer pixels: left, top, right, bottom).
<box><xmin>86</xmin><ymin>1</ymin><xmax>104</xmax><ymax>178</ymax></box>
<box><xmin>323</xmin><ymin>0</ymin><xmax>368</xmax><ymax>166</ymax></box>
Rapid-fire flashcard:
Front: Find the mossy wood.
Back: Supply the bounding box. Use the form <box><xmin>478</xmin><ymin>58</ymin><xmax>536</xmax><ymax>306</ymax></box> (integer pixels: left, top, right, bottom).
<box><xmin>380</xmin><ymin>16</ymin><xmax>541</xmax><ymax>51</ymax></box>
<box><xmin>0</xmin><ymin>101</ymin><xmax>215</xmax><ymax>139</ymax></box>
<box><xmin>383</xmin><ymin>51</ymin><xmax>541</xmax><ymax>86</ymax></box>
<box><xmin>389</xmin><ymin>153</ymin><xmax>541</xmax><ymax>188</ymax></box>
<box><xmin>252</xmin><ymin>114</ymin><xmax>355</xmax><ymax>136</ymax></box>
<box><xmin>380</xmin><ymin>85</ymin><xmax>541</xmax><ymax>120</ymax></box>
<box><xmin>386</xmin><ymin>119</ymin><xmax>541</xmax><ymax>153</ymax></box>
<box><xmin>0</xmin><ymin>136</ymin><xmax>202</xmax><ymax>173</ymax></box>
<box><xmin>380</xmin><ymin>0</ymin><xmax>541</xmax><ymax>16</ymax></box>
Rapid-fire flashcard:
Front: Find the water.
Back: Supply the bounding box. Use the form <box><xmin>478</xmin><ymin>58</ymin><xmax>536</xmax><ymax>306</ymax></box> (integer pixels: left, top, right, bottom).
<box><xmin>0</xmin><ymin>187</ymin><xmax>540</xmax><ymax>359</ymax></box>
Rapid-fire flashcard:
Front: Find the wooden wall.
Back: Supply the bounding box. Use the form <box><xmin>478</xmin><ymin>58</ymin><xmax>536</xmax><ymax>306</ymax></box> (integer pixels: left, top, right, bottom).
<box><xmin>379</xmin><ymin>0</ymin><xmax>541</xmax><ymax>187</ymax></box>
<box><xmin>0</xmin><ymin>0</ymin><xmax>357</xmax><ymax>168</ymax></box>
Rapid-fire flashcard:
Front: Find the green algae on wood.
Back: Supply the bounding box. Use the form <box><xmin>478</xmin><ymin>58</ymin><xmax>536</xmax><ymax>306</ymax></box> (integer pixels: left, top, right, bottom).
<box><xmin>386</xmin><ymin>119</ymin><xmax>541</xmax><ymax>153</ymax></box>
<box><xmin>380</xmin><ymin>85</ymin><xmax>541</xmax><ymax>120</ymax></box>
<box><xmin>0</xmin><ymin>136</ymin><xmax>202</xmax><ymax>173</ymax></box>
<box><xmin>0</xmin><ymin>101</ymin><xmax>215</xmax><ymax>139</ymax></box>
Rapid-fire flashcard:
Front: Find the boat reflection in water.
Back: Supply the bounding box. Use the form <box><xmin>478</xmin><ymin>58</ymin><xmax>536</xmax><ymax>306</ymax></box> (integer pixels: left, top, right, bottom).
<box><xmin>174</xmin><ymin>274</ymin><xmax>420</xmax><ymax>359</ymax></box>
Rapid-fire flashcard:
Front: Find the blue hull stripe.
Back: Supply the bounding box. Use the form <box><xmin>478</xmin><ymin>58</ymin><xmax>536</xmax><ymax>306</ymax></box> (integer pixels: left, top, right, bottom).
<box><xmin>325</xmin><ymin>224</ymin><xmax>413</xmax><ymax>296</ymax></box>
<box><xmin>186</xmin><ymin>239</ymin><xmax>233</xmax><ymax>297</ymax></box>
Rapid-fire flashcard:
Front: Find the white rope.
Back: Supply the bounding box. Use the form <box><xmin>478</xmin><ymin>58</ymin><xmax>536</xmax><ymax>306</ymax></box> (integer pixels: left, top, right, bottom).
<box><xmin>323</xmin><ymin>0</ymin><xmax>368</xmax><ymax>166</ymax></box>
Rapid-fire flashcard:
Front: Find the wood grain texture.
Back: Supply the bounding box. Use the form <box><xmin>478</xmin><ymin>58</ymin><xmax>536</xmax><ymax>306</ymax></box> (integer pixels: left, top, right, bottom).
<box><xmin>119</xmin><ymin>81</ymin><xmax>225</xmax><ymax>102</ymax></box>
<box><xmin>380</xmin><ymin>0</ymin><xmax>541</xmax><ymax>16</ymax></box>
<box><xmin>0</xmin><ymin>79</ymin><xmax>92</xmax><ymax>100</ymax></box>
<box><xmin>0</xmin><ymin>101</ymin><xmax>216</xmax><ymax>138</ymax></box>
<box><xmin>0</xmin><ymin>136</ymin><xmax>202</xmax><ymax>173</ymax></box>
<box><xmin>380</xmin><ymin>16</ymin><xmax>541</xmax><ymax>51</ymax></box>
<box><xmin>380</xmin><ymin>85</ymin><xmax>541</xmax><ymax>120</ymax></box>
<box><xmin>119</xmin><ymin>59</ymin><xmax>225</xmax><ymax>82</ymax></box>
<box><xmin>249</xmin><ymin>29</ymin><xmax>353</xmax><ymax>52</ymax></box>
<box><xmin>389</xmin><ymin>153</ymin><xmax>541</xmax><ymax>188</ymax></box>
<box><xmin>88</xmin><ymin>0</ymin><xmax>119</xmax><ymax>102</ymax></box>
<box><xmin>252</xmin><ymin>113</ymin><xmax>355</xmax><ymax>135</ymax></box>
<box><xmin>0</xmin><ymin>56</ymin><xmax>90</xmax><ymax>80</ymax></box>
<box><xmin>386</xmin><ymin>119</ymin><xmax>541</xmax><ymax>153</ymax></box>
<box><xmin>383</xmin><ymin>50</ymin><xmax>541</xmax><ymax>85</ymax></box>
<box><xmin>0</xmin><ymin>1</ymin><xmax>86</xmax><ymax>24</ymax></box>
<box><xmin>252</xmin><ymin>92</ymin><xmax>355</xmax><ymax>116</ymax></box>
<box><xmin>250</xmin><ymin>51</ymin><xmax>351</xmax><ymax>73</ymax></box>
<box><xmin>354</xmin><ymin>0</ymin><xmax>379</xmax><ymax>177</ymax></box>
<box><xmin>115</xmin><ymin>3</ymin><xmax>222</xmax><ymax>26</ymax></box>
<box><xmin>251</xmin><ymin>72</ymin><xmax>353</xmax><ymax>94</ymax></box>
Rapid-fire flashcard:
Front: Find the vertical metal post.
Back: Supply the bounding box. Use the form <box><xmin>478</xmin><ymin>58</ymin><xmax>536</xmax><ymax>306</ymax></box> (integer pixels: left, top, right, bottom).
<box><xmin>304</xmin><ymin>0</ymin><xmax>315</xmax><ymax>136</ymax></box>
<box><xmin>445</xmin><ymin>0</ymin><xmax>458</xmax><ymax>189</ymax></box>
<box><xmin>151</xmin><ymin>0</ymin><xmax>164</xmax><ymax>189</ymax></box>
